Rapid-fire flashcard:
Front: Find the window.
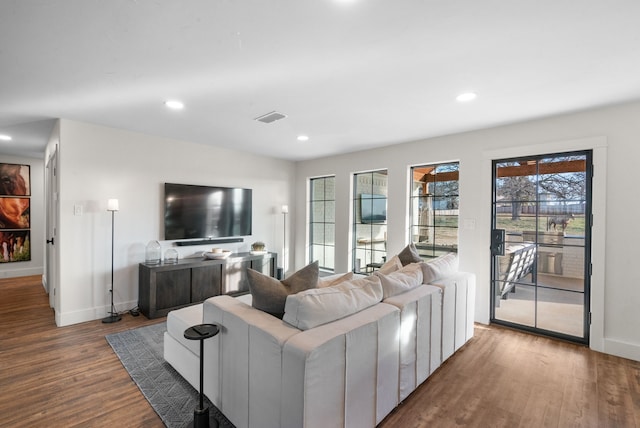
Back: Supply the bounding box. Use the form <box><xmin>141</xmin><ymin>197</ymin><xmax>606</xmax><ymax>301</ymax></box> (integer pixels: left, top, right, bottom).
<box><xmin>309</xmin><ymin>176</ymin><xmax>335</xmax><ymax>271</ymax></box>
<box><xmin>410</xmin><ymin>162</ymin><xmax>459</xmax><ymax>259</ymax></box>
<box><xmin>353</xmin><ymin>170</ymin><xmax>387</xmax><ymax>273</ymax></box>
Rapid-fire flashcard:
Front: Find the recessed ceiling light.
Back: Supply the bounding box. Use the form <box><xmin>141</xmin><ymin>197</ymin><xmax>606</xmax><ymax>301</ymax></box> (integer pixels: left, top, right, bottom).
<box><xmin>164</xmin><ymin>100</ymin><xmax>185</xmax><ymax>110</ymax></box>
<box><xmin>0</xmin><ymin>134</ymin><xmax>12</xmax><ymax>141</ymax></box>
<box><xmin>297</xmin><ymin>135</ymin><xmax>309</xmax><ymax>142</ymax></box>
<box><xmin>456</xmin><ymin>92</ymin><xmax>477</xmax><ymax>102</ymax></box>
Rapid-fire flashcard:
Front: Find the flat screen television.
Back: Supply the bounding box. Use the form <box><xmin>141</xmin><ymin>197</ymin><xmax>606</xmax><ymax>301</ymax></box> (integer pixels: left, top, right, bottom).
<box><xmin>164</xmin><ymin>183</ymin><xmax>252</xmax><ymax>240</ymax></box>
<box><xmin>360</xmin><ymin>193</ymin><xmax>387</xmax><ymax>224</ymax></box>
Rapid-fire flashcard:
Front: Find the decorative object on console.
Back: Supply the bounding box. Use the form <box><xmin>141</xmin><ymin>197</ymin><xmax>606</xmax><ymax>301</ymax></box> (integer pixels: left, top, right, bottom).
<box><xmin>145</xmin><ymin>240</ymin><xmax>162</xmax><ymax>265</ymax></box>
<box><xmin>103</xmin><ymin>198</ymin><xmax>121</xmax><ymax>324</ymax></box>
<box><xmin>397</xmin><ymin>242</ymin><xmax>423</xmax><ymax>266</ymax></box>
<box><xmin>250</xmin><ymin>241</ymin><xmax>266</xmax><ymax>254</ymax></box>
<box><xmin>203</xmin><ymin>249</ymin><xmax>232</xmax><ymax>260</ymax></box>
<box><xmin>246</xmin><ymin>260</ymin><xmax>319</xmax><ymax>318</ymax></box>
<box><xmin>164</xmin><ymin>248</ymin><xmax>179</xmax><ymax>264</ymax></box>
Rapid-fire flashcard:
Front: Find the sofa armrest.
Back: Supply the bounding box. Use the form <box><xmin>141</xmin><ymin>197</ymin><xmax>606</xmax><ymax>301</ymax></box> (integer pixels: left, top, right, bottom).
<box><xmin>282</xmin><ymin>303</ymin><xmax>400</xmax><ymax>428</ymax></box>
<box><xmin>203</xmin><ymin>295</ymin><xmax>301</xmax><ymax>428</ymax></box>
<box><xmin>383</xmin><ymin>284</ymin><xmax>443</xmax><ymax>400</ymax></box>
<box><xmin>428</xmin><ymin>271</ymin><xmax>476</xmax><ymax>360</ymax></box>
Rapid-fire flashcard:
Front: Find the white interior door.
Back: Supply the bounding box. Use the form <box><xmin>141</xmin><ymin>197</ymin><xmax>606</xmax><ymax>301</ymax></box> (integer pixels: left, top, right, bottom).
<box><xmin>45</xmin><ymin>149</ymin><xmax>58</xmax><ymax>312</ymax></box>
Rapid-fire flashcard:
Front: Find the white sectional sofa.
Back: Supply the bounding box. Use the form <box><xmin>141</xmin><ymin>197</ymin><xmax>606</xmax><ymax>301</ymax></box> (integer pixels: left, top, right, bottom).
<box><xmin>164</xmin><ymin>253</ymin><xmax>475</xmax><ymax>428</ymax></box>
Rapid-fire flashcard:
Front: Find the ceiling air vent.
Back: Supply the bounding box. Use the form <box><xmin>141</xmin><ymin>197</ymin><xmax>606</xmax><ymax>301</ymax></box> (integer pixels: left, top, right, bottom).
<box><xmin>254</xmin><ymin>111</ymin><xmax>287</xmax><ymax>124</ymax></box>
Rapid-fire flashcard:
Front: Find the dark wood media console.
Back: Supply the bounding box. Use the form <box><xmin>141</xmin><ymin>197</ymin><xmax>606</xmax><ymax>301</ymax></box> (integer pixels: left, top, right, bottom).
<box><xmin>138</xmin><ymin>251</ymin><xmax>277</xmax><ymax>319</ymax></box>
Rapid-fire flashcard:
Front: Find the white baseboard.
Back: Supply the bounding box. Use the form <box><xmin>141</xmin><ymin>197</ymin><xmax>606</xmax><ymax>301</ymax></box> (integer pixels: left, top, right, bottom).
<box><xmin>604</xmin><ymin>338</ymin><xmax>640</xmax><ymax>362</ymax></box>
<box><xmin>0</xmin><ymin>266</ymin><xmax>44</xmax><ymax>278</ymax></box>
<box><xmin>56</xmin><ymin>299</ymin><xmax>138</xmax><ymax>327</ymax></box>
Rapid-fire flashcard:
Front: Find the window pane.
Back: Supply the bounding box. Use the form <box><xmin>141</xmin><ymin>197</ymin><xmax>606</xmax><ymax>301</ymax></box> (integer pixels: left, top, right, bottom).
<box><xmin>311</xmin><ymin>224</ymin><xmax>325</xmax><ymax>244</ymax></box>
<box><xmin>312</xmin><ymin>179</ymin><xmax>325</xmax><ymax>200</ymax></box>
<box><xmin>410</xmin><ymin>162</ymin><xmax>459</xmax><ymax>260</ymax></box>
<box><xmin>353</xmin><ymin>170</ymin><xmax>388</xmax><ymax>272</ymax></box>
<box><xmin>324</xmin><ymin>245</ymin><xmax>335</xmax><ymax>271</ymax></box>
<box><xmin>311</xmin><ymin>200</ymin><xmax>325</xmax><ymax>223</ymax></box>
<box><xmin>311</xmin><ymin>244</ymin><xmax>325</xmax><ymax>267</ymax></box>
<box><xmin>325</xmin><ymin>201</ymin><xmax>335</xmax><ymax>222</ymax></box>
<box><xmin>325</xmin><ymin>177</ymin><xmax>335</xmax><ymax>200</ymax></box>
<box><xmin>325</xmin><ymin>223</ymin><xmax>335</xmax><ymax>245</ymax></box>
<box><xmin>309</xmin><ymin>176</ymin><xmax>335</xmax><ymax>272</ymax></box>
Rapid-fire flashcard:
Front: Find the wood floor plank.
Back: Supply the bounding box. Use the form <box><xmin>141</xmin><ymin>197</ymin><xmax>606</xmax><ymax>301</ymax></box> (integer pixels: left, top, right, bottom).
<box><xmin>1</xmin><ymin>275</ymin><xmax>639</xmax><ymax>427</ymax></box>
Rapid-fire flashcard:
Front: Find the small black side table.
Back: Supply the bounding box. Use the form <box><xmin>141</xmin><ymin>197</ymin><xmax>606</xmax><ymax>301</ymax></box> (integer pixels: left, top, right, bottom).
<box><xmin>184</xmin><ymin>323</ymin><xmax>220</xmax><ymax>428</ymax></box>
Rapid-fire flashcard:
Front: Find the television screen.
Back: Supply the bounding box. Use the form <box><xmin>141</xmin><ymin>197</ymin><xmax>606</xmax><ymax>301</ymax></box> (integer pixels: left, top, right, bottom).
<box><xmin>164</xmin><ymin>183</ymin><xmax>252</xmax><ymax>240</ymax></box>
<box><xmin>360</xmin><ymin>193</ymin><xmax>387</xmax><ymax>224</ymax></box>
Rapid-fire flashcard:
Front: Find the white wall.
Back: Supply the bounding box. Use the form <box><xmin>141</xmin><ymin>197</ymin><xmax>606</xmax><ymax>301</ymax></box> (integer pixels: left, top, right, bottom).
<box><xmin>0</xmin><ymin>154</ymin><xmax>44</xmax><ymax>279</ymax></box>
<box><xmin>294</xmin><ymin>100</ymin><xmax>640</xmax><ymax>362</ymax></box>
<box><xmin>55</xmin><ymin>119</ymin><xmax>295</xmax><ymax>326</ymax></box>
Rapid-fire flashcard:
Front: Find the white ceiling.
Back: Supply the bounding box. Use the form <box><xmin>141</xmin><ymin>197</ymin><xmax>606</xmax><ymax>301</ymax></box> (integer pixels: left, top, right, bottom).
<box><xmin>2</xmin><ymin>0</ymin><xmax>640</xmax><ymax>161</ymax></box>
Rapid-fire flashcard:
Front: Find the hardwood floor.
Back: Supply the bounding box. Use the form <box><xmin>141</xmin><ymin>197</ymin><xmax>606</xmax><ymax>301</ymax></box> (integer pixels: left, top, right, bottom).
<box><xmin>0</xmin><ymin>275</ymin><xmax>164</xmax><ymax>427</ymax></box>
<box><xmin>1</xmin><ymin>275</ymin><xmax>639</xmax><ymax>427</ymax></box>
<box><xmin>379</xmin><ymin>325</ymin><xmax>640</xmax><ymax>428</ymax></box>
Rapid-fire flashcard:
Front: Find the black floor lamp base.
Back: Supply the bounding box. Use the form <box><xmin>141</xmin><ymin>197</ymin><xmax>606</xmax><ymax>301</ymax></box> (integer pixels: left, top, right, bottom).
<box><xmin>187</xmin><ymin>406</ymin><xmax>218</xmax><ymax>428</ymax></box>
<box><xmin>102</xmin><ymin>313</ymin><xmax>122</xmax><ymax>323</ymax></box>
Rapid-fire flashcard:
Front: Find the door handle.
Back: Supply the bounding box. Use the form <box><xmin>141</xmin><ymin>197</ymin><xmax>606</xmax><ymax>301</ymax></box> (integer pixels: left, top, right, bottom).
<box><xmin>490</xmin><ymin>229</ymin><xmax>505</xmax><ymax>256</ymax></box>
<box><xmin>46</xmin><ymin>237</ymin><xmax>55</xmax><ymax>245</ymax></box>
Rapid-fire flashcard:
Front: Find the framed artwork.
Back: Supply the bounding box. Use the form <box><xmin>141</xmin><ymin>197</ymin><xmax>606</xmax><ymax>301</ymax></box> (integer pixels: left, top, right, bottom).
<box><xmin>0</xmin><ymin>163</ymin><xmax>31</xmax><ymax>262</ymax></box>
<box><xmin>0</xmin><ymin>163</ymin><xmax>31</xmax><ymax>196</ymax></box>
<box><xmin>0</xmin><ymin>197</ymin><xmax>30</xmax><ymax>229</ymax></box>
<box><xmin>0</xmin><ymin>231</ymin><xmax>30</xmax><ymax>263</ymax></box>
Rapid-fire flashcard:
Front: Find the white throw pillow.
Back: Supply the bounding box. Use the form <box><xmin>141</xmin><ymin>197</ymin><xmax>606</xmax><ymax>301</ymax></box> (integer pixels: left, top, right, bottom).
<box><xmin>318</xmin><ymin>271</ymin><xmax>354</xmax><ymax>288</ymax></box>
<box><xmin>375</xmin><ymin>262</ymin><xmax>423</xmax><ymax>299</ymax></box>
<box><xmin>377</xmin><ymin>255</ymin><xmax>403</xmax><ymax>274</ymax></box>
<box><xmin>283</xmin><ymin>275</ymin><xmax>383</xmax><ymax>330</ymax></box>
<box><xmin>420</xmin><ymin>253</ymin><xmax>459</xmax><ymax>284</ymax></box>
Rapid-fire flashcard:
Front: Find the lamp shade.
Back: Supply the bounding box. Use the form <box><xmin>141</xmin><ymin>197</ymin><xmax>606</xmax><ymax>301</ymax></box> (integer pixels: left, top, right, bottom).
<box><xmin>107</xmin><ymin>199</ymin><xmax>119</xmax><ymax>211</ymax></box>
<box><xmin>281</xmin><ymin>204</ymin><xmax>289</xmax><ymax>214</ymax></box>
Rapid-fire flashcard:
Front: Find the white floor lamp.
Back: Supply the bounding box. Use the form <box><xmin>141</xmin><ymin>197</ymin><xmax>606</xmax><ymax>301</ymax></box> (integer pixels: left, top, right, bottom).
<box><xmin>281</xmin><ymin>204</ymin><xmax>288</xmax><ymax>279</ymax></box>
<box><xmin>103</xmin><ymin>198</ymin><xmax>121</xmax><ymax>323</ymax></box>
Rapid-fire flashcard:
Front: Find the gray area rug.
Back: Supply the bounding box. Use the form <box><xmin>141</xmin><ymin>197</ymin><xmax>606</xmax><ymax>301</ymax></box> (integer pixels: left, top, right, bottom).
<box><xmin>105</xmin><ymin>322</ymin><xmax>234</xmax><ymax>428</ymax></box>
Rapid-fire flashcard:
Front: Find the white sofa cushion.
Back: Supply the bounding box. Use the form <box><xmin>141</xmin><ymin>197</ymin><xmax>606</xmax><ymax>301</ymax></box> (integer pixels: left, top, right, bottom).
<box><xmin>420</xmin><ymin>253</ymin><xmax>459</xmax><ymax>283</ymax></box>
<box><xmin>283</xmin><ymin>275</ymin><xmax>383</xmax><ymax>330</ymax></box>
<box><xmin>318</xmin><ymin>271</ymin><xmax>354</xmax><ymax>288</ymax></box>
<box><xmin>377</xmin><ymin>255</ymin><xmax>402</xmax><ymax>274</ymax></box>
<box><xmin>375</xmin><ymin>262</ymin><xmax>423</xmax><ymax>299</ymax></box>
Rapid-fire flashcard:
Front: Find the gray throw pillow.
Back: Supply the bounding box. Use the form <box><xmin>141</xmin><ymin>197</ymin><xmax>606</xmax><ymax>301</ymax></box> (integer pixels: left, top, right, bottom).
<box><xmin>397</xmin><ymin>242</ymin><xmax>422</xmax><ymax>266</ymax></box>
<box><xmin>247</xmin><ymin>261</ymin><xmax>319</xmax><ymax>318</ymax></box>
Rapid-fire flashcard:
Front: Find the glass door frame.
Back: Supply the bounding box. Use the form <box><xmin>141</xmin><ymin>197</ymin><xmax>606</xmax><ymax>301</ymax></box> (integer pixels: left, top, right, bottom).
<box><xmin>490</xmin><ymin>150</ymin><xmax>593</xmax><ymax>345</ymax></box>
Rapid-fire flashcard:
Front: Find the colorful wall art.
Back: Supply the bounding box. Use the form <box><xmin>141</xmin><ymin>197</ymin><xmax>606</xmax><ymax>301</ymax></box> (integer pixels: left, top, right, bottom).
<box><xmin>0</xmin><ymin>163</ymin><xmax>31</xmax><ymax>262</ymax></box>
